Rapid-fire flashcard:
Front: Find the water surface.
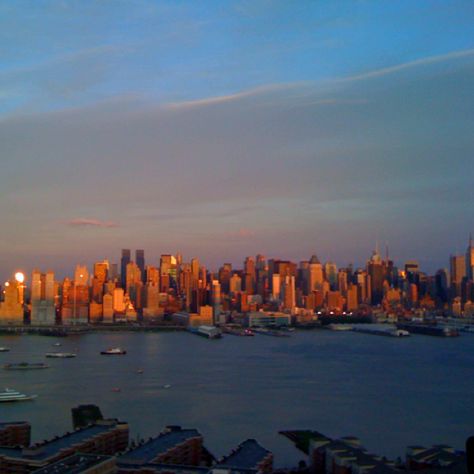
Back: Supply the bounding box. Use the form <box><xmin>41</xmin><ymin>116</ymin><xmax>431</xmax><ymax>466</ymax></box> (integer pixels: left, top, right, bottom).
<box><xmin>0</xmin><ymin>330</ymin><xmax>473</xmax><ymax>466</ymax></box>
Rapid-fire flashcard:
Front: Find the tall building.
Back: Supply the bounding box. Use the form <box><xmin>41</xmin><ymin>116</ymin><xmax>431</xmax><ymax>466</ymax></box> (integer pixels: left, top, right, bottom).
<box><xmin>281</xmin><ymin>275</ymin><xmax>295</xmax><ymax>311</ymax></box>
<box><xmin>126</xmin><ymin>262</ymin><xmax>143</xmax><ymax>310</ymax></box>
<box><xmin>0</xmin><ymin>276</ymin><xmax>24</xmax><ymax>324</ymax></box>
<box><xmin>121</xmin><ymin>249</ymin><xmax>131</xmax><ymax>289</ymax></box>
<box><xmin>74</xmin><ymin>265</ymin><xmax>89</xmax><ymax>286</ymax></box>
<box><xmin>466</xmin><ymin>234</ymin><xmax>474</xmax><ymax>280</ymax></box>
<box><xmin>324</xmin><ymin>262</ymin><xmax>338</xmax><ymax>290</ymax></box>
<box><xmin>212</xmin><ymin>280</ymin><xmax>222</xmax><ymax>322</ymax></box>
<box><xmin>229</xmin><ymin>273</ymin><xmax>242</xmax><ymax>294</ymax></box>
<box><xmin>31</xmin><ymin>270</ymin><xmax>56</xmax><ymax>325</ymax></box>
<box><xmin>218</xmin><ymin>263</ymin><xmax>232</xmax><ymax>294</ymax></box>
<box><xmin>244</xmin><ymin>257</ymin><xmax>256</xmax><ymax>294</ymax></box>
<box><xmin>93</xmin><ymin>260</ymin><xmax>109</xmax><ymax>283</ymax></box>
<box><xmin>61</xmin><ymin>268</ymin><xmax>89</xmax><ymax>325</ymax></box>
<box><xmin>450</xmin><ymin>254</ymin><xmax>465</xmax><ymax>297</ymax></box>
<box><xmin>367</xmin><ymin>249</ymin><xmax>384</xmax><ymax>305</ymax></box>
<box><xmin>92</xmin><ymin>260</ymin><xmax>108</xmax><ymax>304</ymax></box>
<box><xmin>136</xmin><ymin>249</ymin><xmax>145</xmax><ymax>282</ymax></box>
<box><xmin>308</xmin><ymin>255</ymin><xmax>324</xmax><ymax>294</ymax></box>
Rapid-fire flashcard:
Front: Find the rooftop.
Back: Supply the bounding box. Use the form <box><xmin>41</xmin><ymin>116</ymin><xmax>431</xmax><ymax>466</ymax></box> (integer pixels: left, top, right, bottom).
<box><xmin>217</xmin><ymin>439</ymin><xmax>271</xmax><ymax>469</ymax></box>
<box><xmin>119</xmin><ymin>428</ymin><xmax>201</xmax><ymax>464</ymax></box>
<box><xmin>0</xmin><ymin>420</ymin><xmax>124</xmax><ymax>461</ymax></box>
<box><xmin>30</xmin><ymin>453</ymin><xmax>115</xmax><ymax>474</ymax></box>
<box><xmin>0</xmin><ymin>421</ymin><xmax>29</xmax><ymax>427</ymax></box>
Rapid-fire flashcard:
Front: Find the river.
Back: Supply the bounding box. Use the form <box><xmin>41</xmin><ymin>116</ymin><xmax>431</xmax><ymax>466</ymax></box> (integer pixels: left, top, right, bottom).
<box><xmin>1</xmin><ymin>330</ymin><xmax>473</xmax><ymax>467</ymax></box>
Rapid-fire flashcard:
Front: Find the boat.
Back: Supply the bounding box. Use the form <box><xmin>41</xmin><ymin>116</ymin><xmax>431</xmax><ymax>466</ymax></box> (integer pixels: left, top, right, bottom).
<box><xmin>223</xmin><ymin>327</ymin><xmax>255</xmax><ymax>336</ymax></box>
<box><xmin>100</xmin><ymin>348</ymin><xmax>127</xmax><ymax>355</ymax></box>
<box><xmin>52</xmin><ymin>342</ymin><xmax>62</xmax><ymax>347</ymax></box>
<box><xmin>352</xmin><ymin>326</ymin><xmax>410</xmax><ymax>337</ymax></box>
<box><xmin>0</xmin><ymin>347</ymin><xmax>10</xmax><ymax>352</ymax></box>
<box><xmin>188</xmin><ymin>325</ymin><xmax>222</xmax><ymax>339</ymax></box>
<box><xmin>163</xmin><ymin>384</ymin><xmax>171</xmax><ymax>389</ymax></box>
<box><xmin>397</xmin><ymin>323</ymin><xmax>459</xmax><ymax>337</ymax></box>
<box><xmin>327</xmin><ymin>323</ymin><xmax>353</xmax><ymax>331</ymax></box>
<box><xmin>0</xmin><ymin>388</ymin><xmax>37</xmax><ymax>403</ymax></box>
<box><xmin>111</xmin><ymin>387</ymin><xmax>121</xmax><ymax>393</ymax></box>
<box><xmin>4</xmin><ymin>362</ymin><xmax>49</xmax><ymax>370</ymax></box>
<box><xmin>45</xmin><ymin>352</ymin><xmax>77</xmax><ymax>358</ymax></box>
<box><xmin>253</xmin><ymin>328</ymin><xmax>291</xmax><ymax>337</ymax></box>
<box><xmin>137</xmin><ymin>369</ymin><xmax>144</xmax><ymax>374</ymax></box>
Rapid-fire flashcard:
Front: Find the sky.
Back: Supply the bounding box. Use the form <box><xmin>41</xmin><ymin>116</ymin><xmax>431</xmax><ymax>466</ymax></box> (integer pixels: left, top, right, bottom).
<box><xmin>0</xmin><ymin>0</ymin><xmax>473</xmax><ymax>280</ymax></box>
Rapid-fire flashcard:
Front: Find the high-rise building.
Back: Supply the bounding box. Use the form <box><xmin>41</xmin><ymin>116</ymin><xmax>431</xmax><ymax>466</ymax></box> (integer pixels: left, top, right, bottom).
<box><xmin>91</xmin><ymin>261</ymin><xmax>108</xmax><ymax>304</ymax></box>
<box><xmin>244</xmin><ymin>257</ymin><xmax>256</xmax><ymax>294</ymax></box>
<box><xmin>218</xmin><ymin>263</ymin><xmax>232</xmax><ymax>294</ymax></box>
<box><xmin>367</xmin><ymin>249</ymin><xmax>384</xmax><ymax>305</ymax></box>
<box><xmin>0</xmin><ymin>276</ymin><xmax>24</xmax><ymax>324</ymax></box>
<box><xmin>136</xmin><ymin>249</ymin><xmax>145</xmax><ymax>282</ymax></box>
<box><xmin>121</xmin><ymin>249</ymin><xmax>131</xmax><ymax>289</ymax></box>
<box><xmin>281</xmin><ymin>275</ymin><xmax>295</xmax><ymax>311</ymax></box>
<box><xmin>308</xmin><ymin>255</ymin><xmax>324</xmax><ymax>294</ymax></box>
<box><xmin>61</xmin><ymin>268</ymin><xmax>89</xmax><ymax>325</ymax></box>
<box><xmin>450</xmin><ymin>254</ymin><xmax>465</xmax><ymax>297</ymax></box>
<box><xmin>211</xmin><ymin>280</ymin><xmax>222</xmax><ymax>322</ymax></box>
<box><xmin>74</xmin><ymin>265</ymin><xmax>89</xmax><ymax>286</ymax></box>
<box><xmin>229</xmin><ymin>273</ymin><xmax>242</xmax><ymax>294</ymax></box>
<box><xmin>93</xmin><ymin>260</ymin><xmax>109</xmax><ymax>282</ymax></box>
<box><xmin>324</xmin><ymin>262</ymin><xmax>338</xmax><ymax>290</ymax></box>
<box><xmin>31</xmin><ymin>270</ymin><xmax>56</xmax><ymax>325</ymax></box>
<box><xmin>466</xmin><ymin>234</ymin><xmax>474</xmax><ymax>280</ymax></box>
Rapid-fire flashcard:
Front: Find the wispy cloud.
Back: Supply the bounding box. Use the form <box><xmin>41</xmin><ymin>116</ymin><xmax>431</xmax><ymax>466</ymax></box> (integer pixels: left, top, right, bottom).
<box><xmin>163</xmin><ymin>83</ymin><xmax>307</xmax><ymax>109</ymax></box>
<box><xmin>337</xmin><ymin>48</ymin><xmax>474</xmax><ymax>83</ymax></box>
<box><xmin>65</xmin><ymin>218</ymin><xmax>119</xmax><ymax>228</ymax></box>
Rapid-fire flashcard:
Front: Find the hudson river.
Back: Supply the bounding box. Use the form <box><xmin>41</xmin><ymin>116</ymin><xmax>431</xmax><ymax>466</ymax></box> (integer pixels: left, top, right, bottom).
<box><xmin>1</xmin><ymin>330</ymin><xmax>473</xmax><ymax>466</ymax></box>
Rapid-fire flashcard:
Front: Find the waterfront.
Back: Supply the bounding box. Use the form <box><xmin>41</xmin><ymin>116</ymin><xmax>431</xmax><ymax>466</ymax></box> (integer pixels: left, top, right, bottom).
<box><xmin>0</xmin><ymin>330</ymin><xmax>473</xmax><ymax>467</ymax></box>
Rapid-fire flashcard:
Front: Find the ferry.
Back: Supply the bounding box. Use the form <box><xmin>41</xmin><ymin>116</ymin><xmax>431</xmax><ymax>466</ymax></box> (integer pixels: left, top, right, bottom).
<box><xmin>100</xmin><ymin>347</ymin><xmax>127</xmax><ymax>355</ymax></box>
<box><xmin>4</xmin><ymin>362</ymin><xmax>49</xmax><ymax>370</ymax></box>
<box><xmin>223</xmin><ymin>327</ymin><xmax>255</xmax><ymax>336</ymax></box>
<box><xmin>327</xmin><ymin>323</ymin><xmax>353</xmax><ymax>331</ymax></box>
<box><xmin>0</xmin><ymin>388</ymin><xmax>37</xmax><ymax>403</ymax></box>
<box><xmin>188</xmin><ymin>325</ymin><xmax>222</xmax><ymax>339</ymax></box>
<box><xmin>352</xmin><ymin>326</ymin><xmax>410</xmax><ymax>337</ymax></box>
<box><xmin>0</xmin><ymin>347</ymin><xmax>10</xmax><ymax>352</ymax></box>
<box><xmin>253</xmin><ymin>328</ymin><xmax>291</xmax><ymax>337</ymax></box>
<box><xmin>397</xmin><ymin>323</ymin><xmax>459</xmax><ymax>337</ymax></box>
<box><xmin>45</xmin><ymin>352</ymin><xmax>77</xmax><ymax>358</ymax></box>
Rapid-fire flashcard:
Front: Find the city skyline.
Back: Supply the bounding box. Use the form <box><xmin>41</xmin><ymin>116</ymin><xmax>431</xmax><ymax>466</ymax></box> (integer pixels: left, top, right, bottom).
<box><xmin>1</xmin><ymin>2</ymin><xmax>474</xmax><ymax>283</ymax></box>
<box><xmin>2</xmin><ymin>235</ymin><xmax>474</xmax><ymax>284</ymax></box>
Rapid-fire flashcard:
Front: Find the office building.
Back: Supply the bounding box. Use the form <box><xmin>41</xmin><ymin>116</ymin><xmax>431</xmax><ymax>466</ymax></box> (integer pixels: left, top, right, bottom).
<box><xmin>0</xmin><ymin>277</ymin><xmax>24</xmax><ymax>324</ymax></box>
<box><xmin>121</xmin><ymin>249</ymin><xmax>131</xmax><ymax>289</ymax></box>
<box><xmin>31</xmin><ymin>270</ymin><xmax>56</xmax><ymax>325</ymax></box>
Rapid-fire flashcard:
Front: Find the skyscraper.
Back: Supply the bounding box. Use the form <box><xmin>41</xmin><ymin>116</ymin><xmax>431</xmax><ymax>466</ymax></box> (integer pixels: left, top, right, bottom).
<box><xmin>136</xmin><ymin>249</ymin><xmax>145</xmax><ymax>282</ymax></box>
<box><xmin>367</xmin><ymin>249</ymin><xmax>384</xmax><ymax>305</ymax></box>
<box><xmin>121</xmin><ymin>249</ymin><xmax>131</xmax><ymax>289</ymax></box>
<box><xmin>466</xmin><ymin>234</ymin><xmax>474</xmax><ymax>280</ymax></box>
<box><xmin>31</xmin><ymin>270</ymin><xmax>55</xmax><ymax>325</ymax></box>
<box><xmin>450</xmin><ymin>254</ymin><xmax>465</xmax><ymax>298</ymax></box>
<box><xmin>0</xmin><ymin>276</ymin><xmax>24</xmax><ymax>324</ymax></box>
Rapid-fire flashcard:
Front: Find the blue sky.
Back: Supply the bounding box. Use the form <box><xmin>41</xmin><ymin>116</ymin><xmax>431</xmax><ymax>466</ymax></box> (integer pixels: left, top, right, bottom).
<box><xmin>1</xmin><ymin>1</ymin><xmax>473</xmax><ymax>279</ymax></box>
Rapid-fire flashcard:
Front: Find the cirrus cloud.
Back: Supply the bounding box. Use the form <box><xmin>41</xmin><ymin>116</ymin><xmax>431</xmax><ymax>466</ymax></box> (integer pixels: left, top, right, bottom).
<box><xmin>65</xmin><ymin>218</ymin><xmax>119</xmax><ymax>228</ymax></box>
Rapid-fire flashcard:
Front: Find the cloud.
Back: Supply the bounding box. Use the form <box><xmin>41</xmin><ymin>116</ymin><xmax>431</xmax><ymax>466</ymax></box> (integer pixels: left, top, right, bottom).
<box><xmin>337</xmin><ymin>47</ymin><xmax>474</xmax><ymax>82</ymax></box>
<box><xmin>0</xmin><ymin>46</ymin><xmax>473</xmax><ymax>273</ymax></box>
<box><xmin>65</xmin><ymin>219</ymin><xmax>119</xmax><ymax>228</ymax></box>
